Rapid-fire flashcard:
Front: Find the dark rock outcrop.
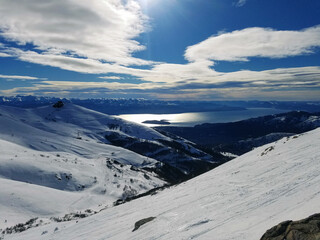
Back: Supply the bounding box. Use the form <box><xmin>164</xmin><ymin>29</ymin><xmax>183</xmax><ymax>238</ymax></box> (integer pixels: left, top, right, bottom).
<box><xmin>132</xmin><ymin>217</ymin><xmax>155</xmax><ymax>232</ymax></box>
<box><xmin>260</xmin><ymin>213</ymin><xmax>320</xmax><ymax>240</ymax></box>
<box><xmin>53</xmin><ymin>101</ymin><xmax>64</xmax><ymax>108</ymax></box>
<box><xmin>132</xmin><ymin>217</ymin><xmax>156</xmax><ymax>232</ymax></box>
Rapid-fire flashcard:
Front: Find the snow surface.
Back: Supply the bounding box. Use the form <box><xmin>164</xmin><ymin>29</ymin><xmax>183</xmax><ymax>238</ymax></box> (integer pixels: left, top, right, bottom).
<box><xmin>0</xmin><ymin>104</ymin><xmax>212</xmax><ymax>170</ymax></box>
<box><xmin>0</xmin><ymin>138</ymin><xmax>165</xmax><ymax>229</ymax></box>
<box><xmin>0</xmin><ymin>103</ymin><xmax>168</xmax><ymax>151</ymax></box>
<box><xmin>4</xmin><ymin>128</ymin><xmax>320</xmax><ymax>240</ymax></box>
<box><xmin>0</xmin><ymin>104</ymin><xmax>169</xmax><ymax>229</ymax></box>
<box><xmin>0</xmin><ymin>103</ymin><xmax>171</xmax><ymax>169</ymax></box>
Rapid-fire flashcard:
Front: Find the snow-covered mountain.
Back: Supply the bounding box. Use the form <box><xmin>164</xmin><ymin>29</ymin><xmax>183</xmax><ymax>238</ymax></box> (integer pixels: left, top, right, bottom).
<box><xmin>0</xmin><ymin>104</ymin><xmax>168</xmax><ymax>229</ymax></box>
<box><xmin>2</xmin><ymin>96</ymin><xmax>320</xmax><ymax>114</ymax></box>
<box><xmin>2</xmin><ymin>127</ymin><xmax>320</xmax><ymax>239</ymax></box>
<box><xmin>0</xmin><ymin>102</ymin><xmax>223</xmax><ymax>230</ymax></box>
<box><xmin>0</xmin><ymin>103</ymin><xmax>220</xmax><ymax>175</ymax></box>
<box><xmin>0</xmin><ymin>96</ymin><xmax>244</xmax><ymax>114</ymax></box>
<box><xmin>158</xmin><ymin>111</ymin><xmax>320</xmax><ymax>155</ymax></box>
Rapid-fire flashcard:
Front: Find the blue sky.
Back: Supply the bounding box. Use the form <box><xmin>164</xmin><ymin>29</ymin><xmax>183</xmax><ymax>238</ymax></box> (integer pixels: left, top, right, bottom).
<box><xmin>0</xmin><ymin>0</ymin><xmax>320</xmax><ymax>100</ymax></box>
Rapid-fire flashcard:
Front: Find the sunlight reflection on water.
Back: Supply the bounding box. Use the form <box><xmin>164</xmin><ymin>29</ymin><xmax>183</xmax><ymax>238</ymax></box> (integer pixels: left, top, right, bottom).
<box><xmin>116</xmin><ymin>113</ymin><xmax>203</xmax><ymax>127</ymax></box>
<box><xmin>115</xmin><ymin>108</ymin><xmax>289</xmax><ymax>127</ymax></box>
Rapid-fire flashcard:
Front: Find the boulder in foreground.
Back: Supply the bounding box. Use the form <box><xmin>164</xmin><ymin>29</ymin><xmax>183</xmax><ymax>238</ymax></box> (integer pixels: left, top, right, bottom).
<box><xmin>261</xmin><ymin>213</ymin><xmax>320</xmax><ymax>240</ymax></box>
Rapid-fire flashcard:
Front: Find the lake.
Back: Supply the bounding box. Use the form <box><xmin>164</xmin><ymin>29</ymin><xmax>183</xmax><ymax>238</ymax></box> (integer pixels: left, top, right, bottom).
<box><xmin>115</xmin><ymin>108</ymin><xmax>290</xmax><ymax>127</ymax></box>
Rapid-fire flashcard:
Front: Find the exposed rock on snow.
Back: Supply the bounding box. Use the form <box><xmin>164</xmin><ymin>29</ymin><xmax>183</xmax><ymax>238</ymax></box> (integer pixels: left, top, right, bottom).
<box><xmin>260</xmin><ymin>213</ymin><xmax>320</xmax><ymax>240</ymax></box>
<box><xmin>52</xmin><ymin>101</ymin><xmax>64</xmax><ymax>108</ymax></box>
<box><xmin>132</xmin><ymin>217</ymin><xmax>156</xmax><ymax>232</ymax></box>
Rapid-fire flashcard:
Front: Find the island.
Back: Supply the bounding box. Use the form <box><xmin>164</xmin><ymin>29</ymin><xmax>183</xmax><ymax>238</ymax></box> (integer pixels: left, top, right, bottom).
<box><xmin>142</xmin><ymin>119</ymin><xmax>171</xmax><ymax>125</ymax></box>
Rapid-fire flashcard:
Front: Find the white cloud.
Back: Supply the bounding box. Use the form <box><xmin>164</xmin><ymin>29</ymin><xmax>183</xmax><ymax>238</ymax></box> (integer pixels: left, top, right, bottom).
<box><xmin>0</xmin><ymin>74</ymin><xmax>45</xmax><ymax>80</ymax></box>
<box><xmin>0</xmin><ymin>52</ymin><xmax>11</xmax><ymax>57</ymax></box>
<box><xmin>0</xmin><ymin>1</ymin><xmax>319</xmax><ymax>100</ymax></box>
<box><xmin>185</xmin><ymin>26</ymin><xmax>320</xmax><ymax>62</ymax></box>
<box><xmin>1</xmin><ymin>66</ymin><xmax>319</xmax><ymax>101</ymax></box>
<box><xmin>98</xmin><ymin>76</ymin><xmax>122</xmax><ymax>80</ymax></box>
<box><xmin>0</xmin><ymin>0</ymin><xmax>150</xmax><ymax>66</ymax></box>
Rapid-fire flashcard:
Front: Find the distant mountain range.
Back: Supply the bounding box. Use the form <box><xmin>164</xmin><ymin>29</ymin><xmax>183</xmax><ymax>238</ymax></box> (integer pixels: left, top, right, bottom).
<box><xmin>156</xmin><ymin>111</ymin><xmax>320</xmax><ymax>155</ymax></box>
<box><xmin>2</xmin><ymin>95</ymin><xmax>320</xmax><ymax>114</ymax></box>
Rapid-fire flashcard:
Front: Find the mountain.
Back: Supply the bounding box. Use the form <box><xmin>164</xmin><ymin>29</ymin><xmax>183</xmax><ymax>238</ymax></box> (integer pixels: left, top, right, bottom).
<box><xmin>0</xmin><ymin>96</ymin><xmax>244</xmax><ymax>114</ymax></box>
<box><xmin>2</xmin><ymin>96</ymin><xmax>320</xmax><ymax>115</ymax></box>
<box><xmin>156</xmin><ymin>111</ymin><xmax>320</xmax><ymax>155</ymax></box>
<box><xmin>0</xmin><ymin>96</ymin><xmax>69</xmax><ymax>109</ymax></box>
<box><xmin>0</xmin><ymin>102</ymin><xmax>225</xmax><ymax>178</ymax></box>
<box><xmin>3</xmin><ymin>127</ymin><xmax>319</xmax><ymax>240</ymax></box>
<box><xmin>0</xmin><ymin>103</ymin><xmax>168</xmax><ymax>229</ymax></box>
<box><xmin>0</xmin><ymin>137</ymin><xmax>165</xmax><ymax>228</ymax></box>
<box><xmin>0</xmin><ymin>102</ymin><xmax>227</xmax><ymax>229</ymax></box>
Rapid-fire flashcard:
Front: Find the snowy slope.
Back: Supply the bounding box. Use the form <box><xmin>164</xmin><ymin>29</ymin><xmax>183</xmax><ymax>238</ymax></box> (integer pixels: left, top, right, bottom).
<box><xmin>0</xmin><ymin>104</ymin><xmax>170</xmax><ymax>229</ymax></box>
<box><xmin>0</xmin><ymin>103</ymin><xmax>221</xmax><ymax>231</ymax></box>
<box><xmin>0</xmin><ymin>103</ymin><xmax>219</xmax><ymax>176</ymax></box>
<box><xmin>0</xmin><ymin>138</ymin><xmax>165</xmax><ymax>229</ymax></box>
<box><xmin>4</xmin><ymin>128</ymin><xmax>320</xmax><ymax>240</ymax></box>
<box><xmin>0</xmin><ymin>103</ymin><xmax>167</xmax><ymax>150</ymax></box>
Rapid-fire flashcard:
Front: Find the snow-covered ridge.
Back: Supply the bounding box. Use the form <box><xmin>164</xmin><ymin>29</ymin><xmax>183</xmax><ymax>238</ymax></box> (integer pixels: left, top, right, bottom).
<box><xmin>0</xmin><ymin>104</ymin><xmax>171</xmax><ymax>229</ymax></box>
<box><xmin>2</xmin><ymin>96</ymin><xmax>320</xmax><ymax>114</ymax></box>
<box><xmin>0</xmin><ymin>136</ymin><xmax>165</xmax><ymax>229</ymax></box>
<box><xmin>0</xmin><ymin>103</ymin><xmax>219</xmax><ymax>175</ymax></box>
<box><xmin>0</xmin><ymin>103</ymin><xmax>220</xmax><ymax>230</ymax></box>
<box><xmin>0</xmin><ymin>103</ymin><xmax>168</xmax><ymax>143</ymax></box>
<box><xmin>158</xmin><ymin>110</ymin><xmax>320</xmax><ymax>155</ymax></box>
<box><xmin>5</xmin><ymin>128</ymin><xmax>319</xmax><ymax>240</ymax></box>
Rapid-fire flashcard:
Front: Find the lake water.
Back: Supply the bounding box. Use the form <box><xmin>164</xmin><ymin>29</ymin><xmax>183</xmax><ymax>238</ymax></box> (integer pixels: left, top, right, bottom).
<box><xmin>116</xmin><ymin>108</ymin><xmax>290</xmax><ymax>127</ymax></box>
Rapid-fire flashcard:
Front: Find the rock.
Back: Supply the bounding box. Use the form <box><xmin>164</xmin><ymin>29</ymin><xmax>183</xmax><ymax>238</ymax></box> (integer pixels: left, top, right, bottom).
<box><xmin>132</xmin><ymin>217</ymin><xmax>156</xmax><ymax>232</ymax></box>
<box><xmin>53</xmin><ymin>101</ymin><xmax>64</xmax><ymax>108</ymax></box>
<box><xmin>260</xmin><ymin>213</ymin><xmax>320</xmax><ymax>240</ymax></box>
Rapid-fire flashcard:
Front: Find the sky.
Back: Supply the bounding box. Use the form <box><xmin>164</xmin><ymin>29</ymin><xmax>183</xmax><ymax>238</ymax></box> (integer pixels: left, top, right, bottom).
<box><xmin>0</xmin><ymin>0</ymin><xmax>320</xmax><ymax>100</ymax></box>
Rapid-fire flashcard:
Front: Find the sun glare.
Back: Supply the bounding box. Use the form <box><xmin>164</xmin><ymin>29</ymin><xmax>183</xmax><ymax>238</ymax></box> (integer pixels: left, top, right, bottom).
<box><xmin>138</xmin><ymin>0</ymin><xmax>159</xmax><ymax>9</ymax></box>
<box><xmin>116</xmin><ymin>113</ymin><xmax>204</xmax><ymax>127</ymax></box>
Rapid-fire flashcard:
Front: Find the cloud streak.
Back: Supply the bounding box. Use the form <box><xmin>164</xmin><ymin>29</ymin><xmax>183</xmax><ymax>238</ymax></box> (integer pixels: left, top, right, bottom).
<box><xmin>99</xmin><ymin>76</ymin><xmax>122</xmax><ymax>80</ymax></box>
<box><xmin>234</xmin><ymin>0</ymin><xmax>247</xmax><ymax>7</ymax></box>
<box><xmin>1</xmin><ymin>67</ymin><xmax>319</xmax><ymax>100</ymax></box>
<box><xmin>0</xmin><ymin>74</ymin><xmax>45</xmax><ymax>80</ymax></box>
